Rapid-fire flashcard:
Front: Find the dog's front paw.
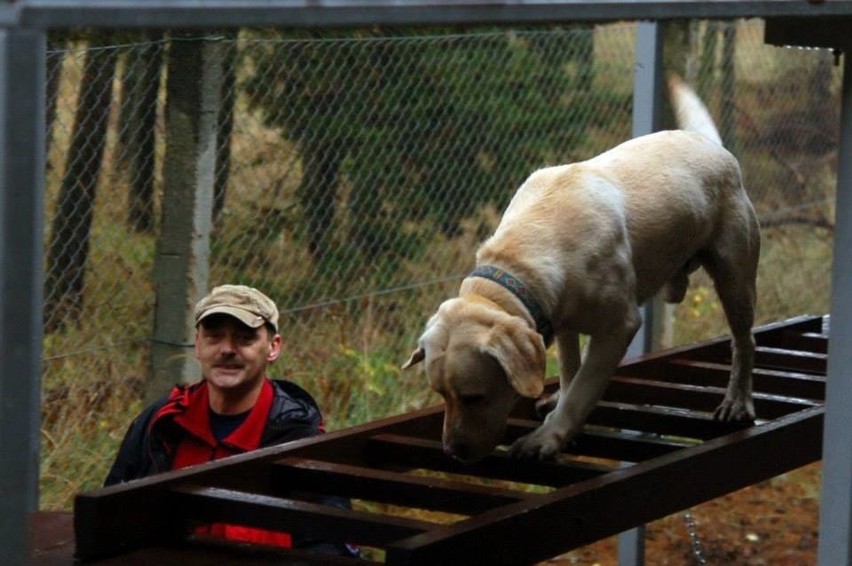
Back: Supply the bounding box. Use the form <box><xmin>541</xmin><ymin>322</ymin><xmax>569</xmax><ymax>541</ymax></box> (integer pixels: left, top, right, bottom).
<box><xmin>534</xmin><ymin>391</ymin><xmax>559</xmax><ymax>418</ymax></box>
<box><xmin>713</xmin><ymin>397</ymin><xmax>755</xmax><ymax>422</ymax></box>
<box><xmin>509</xmin><ymin>425</ymin><xmax>568</xmax><ymax>461</ymax></box>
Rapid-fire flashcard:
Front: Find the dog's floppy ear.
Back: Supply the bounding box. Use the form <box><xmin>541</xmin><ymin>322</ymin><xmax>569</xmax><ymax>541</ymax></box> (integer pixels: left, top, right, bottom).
<box><xmin>402</xmin><ymin>318</ymin><xmax>448</xmax><ymax>370</ymax></box>
<box><xmin>402</xmin><ymin>347</ymin><xmax>425</xmax><ymax>369</ymax></box>
<box><xmin>481</xmin><ymin>319</ymin><xmax>547</xmax><ymax>398</ymax></box>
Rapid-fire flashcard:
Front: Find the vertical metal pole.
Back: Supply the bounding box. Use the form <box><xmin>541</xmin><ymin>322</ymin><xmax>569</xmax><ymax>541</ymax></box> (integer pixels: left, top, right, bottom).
<box><xmin>633</xmin><ymin>22</ymin><xmax>665</xmax><ymax>138</ymax></box>
<box><xmin>817</xmin><ymin>49</ymin><xmax>852</xmax><ymax>566</ymax></box>
<box><xmin>626</xmin><ymin>20</ymin><xmax>665</xmax><ymax>360</ymax></box>
<box><xmin>0</xmin><ymin>27</ymin><xmax>46</xmax><ymax>566</ymax></box>
<box><xmin>148</xmin><ymin>35</ymin><xmax>222</xmax><ymax>401</ymax></box>
<box><xmin>619</xmin><ymin>20</ymin><xmax>664</xmax><ymax>566</ymax></box>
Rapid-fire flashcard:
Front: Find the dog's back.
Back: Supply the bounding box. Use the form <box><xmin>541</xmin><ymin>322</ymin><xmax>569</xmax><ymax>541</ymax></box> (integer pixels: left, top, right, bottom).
<box><xmin>478</xmin><ymin>77</ymin><xmax>756</xmax><ymax>323</ymax></box>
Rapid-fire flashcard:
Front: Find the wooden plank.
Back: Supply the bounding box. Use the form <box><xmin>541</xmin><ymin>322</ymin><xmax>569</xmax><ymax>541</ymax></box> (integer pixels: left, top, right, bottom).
<box><xmin>748</xmin><ymin>315</ymin><xmax>826</xmax><ymax>347</ymax></box>
<box><xmin>618</xmin><ymin>359</ymin><xmax>826</xmax><ymax>400</ymax></box>
<box><xmin>103</xmin><ymin>540</ymin><xmax>367</xmax><ymax>565</ymax></box>
<box><xmin>31</xmin><ymin>510</ymin><xmax>367</xmax><ymax>566</ymax></box>
<box><xmin>289</xmin><ymin>409</ymin><xmax>446</xmax><ymax>466</ymax></box>
<box><xmin>384</xmin><ymin>406</ymin><xmax>824</xmax><ymax>566</ymax></box>
<box><xmin>657</xmin><ymin>315</ymin><xmax>825</xmax><ymax>365</ymax></box>
<box><xmin>782</xmin><ymin>331</ymin><xmax>829</xmax><ymax>354</ymax></box>
<box><xmin>586</xmin><ymin>401</ymin><xmax>753</xmax><ymax>440</ymax></box>
<box><xmin>170</xmin><ymin>485</ymin><xmax>433</xmax><ymax>547</ymax></box>
<box><xmin>271</xmin><ymin>457</ymin><xmax>531</xmax><ymax>515</ymax></box>
<box><xmin>669</xmin><ymin>342</ymin><xmax>824</xmax><ymax>369</ymax></box>
<box><xmin>73</xmin><ymin>407</ymin><xmax>446</xmax><ymax>561</ymax></box>
<box><xmin>514</xmin><ymin>317</ymin><xmax>827</xmax><ymax>418</ymax></box>
<box><xmin>74</xmin><ymin>483</ymin><xmax>182</xmax><ymax>562</ymax></box>
<box><xmin>755</xmin><ymin>346</ymin><xmax>828</xmax><ymax>374</ymax></box>
<box><xmin>603</xmin><ymin>376</ymin><xmax>820</xmax><ymax>419</ymax></box>
<box><xmin>366</xmin><ymin>434</ymin><xmax>613</xmax><ymax>487</ymax></box>
<box><xmin>674</xmin><ymin>360</ymin><xmax>824</xmax><ymax>399</ymax></box>
<box><xmin>505</xmin><ymin>419</ymin><xmax>695</xmax><ymax>463</ymax></box>
<box><xmin>591</xmin><ymin>315</ymin><xmax>826</xmax><ymax>388</ymax></box>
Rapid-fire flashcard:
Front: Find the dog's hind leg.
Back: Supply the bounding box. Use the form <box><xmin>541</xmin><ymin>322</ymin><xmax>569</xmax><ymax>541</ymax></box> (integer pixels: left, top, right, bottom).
<box><xmin>535</xmin><ymin>331</ymin><xmax>581</xmax><ymax>417</ymax></box>
<box><xmin>704</xmin><ymin>228</ymin><xmax>759</xmax><ymax>421</ymax></box>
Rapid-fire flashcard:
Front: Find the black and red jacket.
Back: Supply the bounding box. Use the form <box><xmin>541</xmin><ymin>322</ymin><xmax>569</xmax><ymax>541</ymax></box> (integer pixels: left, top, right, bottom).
<box><xmin>104</xmin><ymin>378</ymin><xmax>356</xmax><ymax>556</ymax></box>
<box><xmin>105</xmin><ymin>378</ymin><xmax>324</xmax><ymax>484</ymax></box>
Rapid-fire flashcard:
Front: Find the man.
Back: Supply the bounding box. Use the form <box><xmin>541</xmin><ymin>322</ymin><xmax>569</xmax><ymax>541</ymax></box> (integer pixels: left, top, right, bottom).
<box><xmin>105</xmin><ymin>284</ymin><xmax>357</xmax><ymax>556</ymax></box>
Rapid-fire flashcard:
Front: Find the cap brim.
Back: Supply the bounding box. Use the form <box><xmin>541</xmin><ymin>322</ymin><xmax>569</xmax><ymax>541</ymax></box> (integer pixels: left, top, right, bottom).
<box><xmin>196</xmin><ymin>306</ymin><xmax>268</xmax><ymax>329</ymax></box>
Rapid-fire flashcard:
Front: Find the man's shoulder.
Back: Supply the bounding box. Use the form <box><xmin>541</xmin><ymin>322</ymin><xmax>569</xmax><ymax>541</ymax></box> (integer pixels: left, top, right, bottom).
<box><xmin>263</xmin><ymin>379</ymin><xmax>325</xmax><ymax>442</ymax></box>
<box><xmin>269</xmin><ymin>378</ymin><xmax>319</xmax><ymax>405</ymax></box>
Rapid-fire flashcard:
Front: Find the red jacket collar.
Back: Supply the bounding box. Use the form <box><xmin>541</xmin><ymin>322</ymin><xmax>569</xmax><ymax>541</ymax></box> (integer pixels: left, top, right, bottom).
<box><xmin>165</xmin><ymin>379</ymin><xmax>274</xmax><ymax>452</ymax></box>
<box><xmin>224</xmin><ymin>379</ymin><xmax>274</xmax><ymax>451</ymax></box>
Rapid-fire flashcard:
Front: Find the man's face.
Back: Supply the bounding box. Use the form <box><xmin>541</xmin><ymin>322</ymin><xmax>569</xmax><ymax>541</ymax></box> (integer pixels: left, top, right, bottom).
<box><xmin>195</xmin><ymin>314</ymin><xmax>281</xmax><ymax>394</ymax></box>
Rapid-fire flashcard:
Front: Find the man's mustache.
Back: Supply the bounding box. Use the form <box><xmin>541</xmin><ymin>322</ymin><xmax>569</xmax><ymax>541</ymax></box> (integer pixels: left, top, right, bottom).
<box><xmin>214</xmin><ymin>356</ymin><xmax>242</xmax><ymax>368</ymax></box>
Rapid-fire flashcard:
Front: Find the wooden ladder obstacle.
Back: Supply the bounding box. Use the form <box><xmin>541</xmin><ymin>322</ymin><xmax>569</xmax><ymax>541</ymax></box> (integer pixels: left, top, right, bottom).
<box><xmin>74</xmin><ymin>315</ymin><xmax>828</xmax><ymax>564</ymax></box>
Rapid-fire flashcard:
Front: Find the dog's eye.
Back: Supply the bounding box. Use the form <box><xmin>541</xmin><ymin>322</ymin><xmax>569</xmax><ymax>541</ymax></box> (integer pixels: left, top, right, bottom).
<box><xmin>460</xmin><ymin>394</ymin><xmax>485</xmax><ymax>405</ymax></box>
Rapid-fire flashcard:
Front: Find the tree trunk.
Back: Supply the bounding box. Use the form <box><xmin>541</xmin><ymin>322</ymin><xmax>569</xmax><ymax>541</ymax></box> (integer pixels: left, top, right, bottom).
<box><xmin>299</xmin><ymin>141</ymin><xmax>343</xmax><ymax>263</ymax></box>
<box><xmin>698</xmin><ymin>21</ymin><xmax>718</xmax><ymax>98</ymax></box>
<box><xmin>45</xmin><ymin>34</ymin><xmax>65</xmax><ymax>160</ymax></box>
<box><xmin>213</xmin><ymin>30</ymin><xmax>238</xmax><ymax>225</ymax></box>
<box><xmin>119</xmin><ymin>31</ymin><xmax>163</xmax><ymax>233</ymax></box>
<box><xmin>575</xmin><ymin>25</ymin><xmax>594</xmax><ymax>92</ymax></box>
<box><xmin>720</xmin><ymin>22</ymin><xmax>737</xmax><ymax>151</ymax></box>
<box><xmin>44</xmin><ymin>40</ymin><xmax>118</xmax><ymax>333</ymax></box>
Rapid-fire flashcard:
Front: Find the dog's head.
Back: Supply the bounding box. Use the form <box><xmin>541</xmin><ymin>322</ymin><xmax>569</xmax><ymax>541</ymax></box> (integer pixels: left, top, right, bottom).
<box><xmin>403</xmin><ymin>297</ymin><xmax>547</xmax><ymax>462</ymax></box>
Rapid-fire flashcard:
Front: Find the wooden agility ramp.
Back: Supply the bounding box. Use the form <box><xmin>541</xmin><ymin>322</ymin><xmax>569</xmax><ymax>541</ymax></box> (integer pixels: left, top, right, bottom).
<box><xmin>74</xmin><ymin>315</ymin><xmax>828</xmax><ymax>564</ymax></box>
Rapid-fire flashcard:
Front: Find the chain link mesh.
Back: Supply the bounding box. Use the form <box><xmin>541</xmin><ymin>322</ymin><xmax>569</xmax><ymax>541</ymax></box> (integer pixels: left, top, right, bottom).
<box><xmin>39</xmin><ymin>20</ymin><xmax>840</xmax><ymax>509</ymax></box>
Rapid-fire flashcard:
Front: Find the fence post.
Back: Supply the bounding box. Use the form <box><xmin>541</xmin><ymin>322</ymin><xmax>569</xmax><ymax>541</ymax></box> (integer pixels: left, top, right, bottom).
<box><xmin>148</xmin><ymin>34</ymin><xmax>223</xmax><ymax>401</ymax></box>
<box><xmin>0</xmin><ymin>26</ymin><xmax>46</xmax><ymax>566</ymax></box>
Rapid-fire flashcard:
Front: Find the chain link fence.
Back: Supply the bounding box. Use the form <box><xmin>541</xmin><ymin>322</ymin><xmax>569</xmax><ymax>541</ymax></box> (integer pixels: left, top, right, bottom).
<box><xmin>39</xmin><ymin>20</ymin><xmax>840</xmax><ymax>509</ymax></box>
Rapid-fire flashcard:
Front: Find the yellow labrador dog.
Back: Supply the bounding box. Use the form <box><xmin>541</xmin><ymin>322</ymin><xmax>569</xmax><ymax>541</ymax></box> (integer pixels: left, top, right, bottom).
<box><xmin>403</xmin><ymin>76</ymin><xmax>760</xmax><ymax>463</ymax></box>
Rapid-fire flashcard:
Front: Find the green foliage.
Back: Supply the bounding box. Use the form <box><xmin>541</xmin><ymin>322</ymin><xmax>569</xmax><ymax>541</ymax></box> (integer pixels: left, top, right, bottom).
<box><xmin>278</xmin><ymin>317</ymin><xmax>440</xmax><ymax>434</ymax></box>
<box><xmin>241</xmin><ymin>27</ymin><xmax>596</xmax><ymax>274</ymax></box>
<box><xmin>323</xmin><ymin>345</ymin><xmax>432</xmax><ymax>429</ymax></box>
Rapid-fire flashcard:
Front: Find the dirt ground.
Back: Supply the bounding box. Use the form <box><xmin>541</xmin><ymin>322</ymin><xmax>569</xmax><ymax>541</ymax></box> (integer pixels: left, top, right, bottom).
<box><xmin>543</xmin><ymin>462</ymin><xmax>821</xmax><ymax>565</ymax></box>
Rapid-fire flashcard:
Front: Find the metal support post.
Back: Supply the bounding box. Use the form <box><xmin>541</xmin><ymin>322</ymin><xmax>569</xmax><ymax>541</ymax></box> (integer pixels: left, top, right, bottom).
<box><xmin>626</xmin><ymin>20</ymin><xmax>665</xmax><ymax>360</ymax></box>
<box><xmin>620</xmin><ymin>19</ymin><xmax>665</xmax><ymax>566</ymax></box>
<box><xmin>0</xmin><ymin>26</ymin><xmax>46</xmax><ymax>566</ymax></box>
<box><xmin>817</xmin><ymin>49</ymin><xmax>852</xmax><ymax>566</ymax></box>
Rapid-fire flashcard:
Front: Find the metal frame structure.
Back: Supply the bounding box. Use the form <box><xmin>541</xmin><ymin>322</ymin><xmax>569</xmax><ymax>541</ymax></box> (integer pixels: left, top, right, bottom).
<box><xmin>3</xmin><ymin>2</ymin><xmax>852</xmax><ymax>564</ymax></box>
<box><xmin>1</xmin><ymin>1</ymin><xmax>852</xmax><ymax>28</ymax></box>
<box><xmin>819</xmin><ymin>43</ymin><xmax>852</xmax><ymax>566</ymax></box>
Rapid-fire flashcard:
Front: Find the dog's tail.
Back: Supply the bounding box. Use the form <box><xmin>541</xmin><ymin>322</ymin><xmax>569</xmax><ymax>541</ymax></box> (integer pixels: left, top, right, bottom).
<box><xmin>668</xmin><ymin>74</ymin><xmax>723</xmax><ymax>146</ymax></box>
